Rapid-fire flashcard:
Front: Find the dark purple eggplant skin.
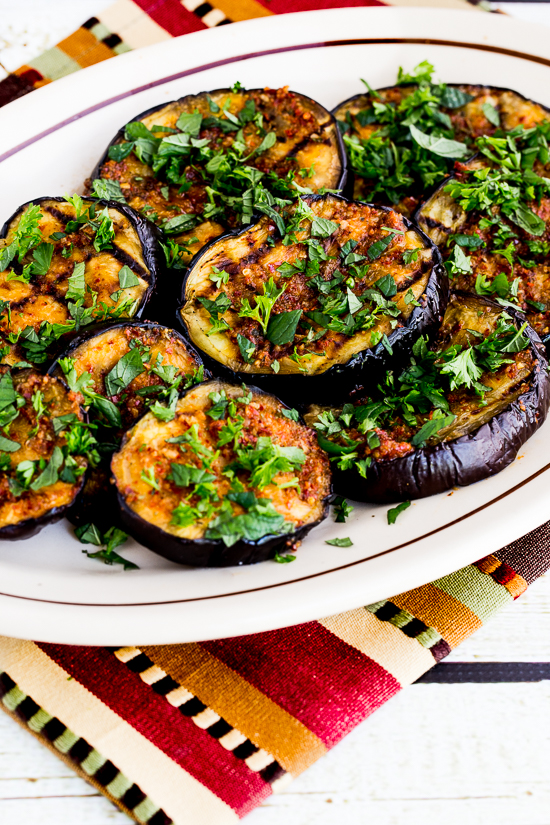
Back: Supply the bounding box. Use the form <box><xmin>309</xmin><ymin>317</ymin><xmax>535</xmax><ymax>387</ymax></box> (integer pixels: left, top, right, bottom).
<box><xmin>177</xmin><ymin>195</ymin><xmax>449</xmax><ymax>405</ymax></box>
<box><xmin>117</xmin><ymin>496</ymin><xmax>326</xmax><ymax>567</ymax></box>
<box><xmin>47</xmin><ymin>320</ymin><xmax>211</xmax><ymax>530</ymax></box>
<box><xmin>0</xmin><ymin>477</ymin><xmax>86</xmax><ymax>541</ymax></box>
<box><xmin>331</xmin><ymin>314</ymin><xmax>550</xmax><ymax>503</ymax></box>
<box><xmin>112</xmin><ymin>380</ymin><xmax>331</xmax><ymax>567</ymax></box>
<box><xmin>0</xmin><ymin>196</ymin><xmax>162</xmax><ymax>322</ymax></box>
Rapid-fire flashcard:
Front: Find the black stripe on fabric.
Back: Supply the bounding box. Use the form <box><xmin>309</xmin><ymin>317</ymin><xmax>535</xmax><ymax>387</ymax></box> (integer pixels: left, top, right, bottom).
<box><xmin>42</xmin><ymin>717</ymin><xmax>66</xmax><ymax>742</ymax></box>
<box><xmin>0</xmin><ymin>672</ymin><xmax>15</xmax><ymax>696</ymax></box>
<box><xmin>374</xmin><ymin>601</ymin><xmax>401</xmax><ymax>622</ymax></box>
<box><xmin>69</xmin><ymin>737</ymin><xmax>93</xmax><ymax>763</ymax></box>
<box><xmin>121</xmin><ymin>784</ymin><xmax>146</xmax><ymax>810</ymax></box>
<box><xmin>94</xmin><ymin>759</ymin><xmax>119</xmax><ymax>787</ymax></box>
<box><xmin>179</xmin><ymin>697</ymin><xmax>206</xmax><ymax>717</ymax></box>
<box><xmin>125</xmin><ymin>653</ymin><xmax>154</xmax><ymax>674</ymax></box>
<box><xmin>233</xmin><ymin>740</ymin><xmax>259</xmax><ymax>760</ymax></box>
<box><xmin>194</xmin><ymin>3</ymin><xmax>213</xmax><ymax>16</ymax></box>
<box><xmin>82</xmin><ymin>17</ymin><xmax>99</xmax><ymax>29</ymax></box>
<box><xmin>216</xmin><ymin>19</ymin><xmax>231</xmax><ymax>26</ymax></box>
<box><xmin>207</xmin><ymin>718</ymin><xmax>233</xmax><ymax>739</ymax></box>
<box><xmin>260</xmin><ymin>761</ymin><xmax>285</xmax><ymax>783</ymax></box>
<box><xmin>15</xmin><ymin>696</ymin><xmax>40</xmax><ymax>721</ymax></box>
<box><xmin>401</xmin><ymin>617</ymin><xmax>428</xmax><ymax>638</ymax></box>
<box><xmin>430</xmin><ymin>638</ymin><xmax>452</xmax><ymax>662</ymax></box>
<box><xmin>148</xmin><ymin>811</ymin><xmax>173</xmax><ymax>825</ymax></box>
<box><xmin>151</xmin><ymin>675</ymin><xmax>179</xmax><ymax>696</ymax></box>
<box><xmin>416</xmin><ymin>662</ymin><xmax>550</xmax><ymax>683</ymax></box>
<box><xmin>102</xmin><ymin>33</ymin><xmax>122</xmax><ymax>49</ymax></box>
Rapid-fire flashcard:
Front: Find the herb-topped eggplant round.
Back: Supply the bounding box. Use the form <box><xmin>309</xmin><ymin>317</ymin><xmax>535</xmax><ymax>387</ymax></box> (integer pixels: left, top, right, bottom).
<box><xmin>416</xmin><ymin>125</ymin><xmax>550</xmax><ymax>345</ymax></box>
<box><xmin>89</xmin><ymin>86</ymin><xmax>347</xmax><ymax>269</ymax></box>
<box><xmin>333</xmin><ymin>60</ymin><xmax>550</xmax><ymax>215</ymax></box>
<box><xmin>178</xmin><ymin>193</ymin><xmax>447</xmax><ymax>403</ymax></box>
<box><xmin>0</xmin><ymin>367</ymin><xmax>98</xmax><ymax>540</ymax></box>
<box><xmin>111</xmin><ymin>380</ymin><xmax>331</xmax><ymax>566</ymax></box>
<box><xmin>50</xmin><ymin>322</ymin><xmax>208</xmax><ymax>528</ymax></box>
<box><xmin>305</xmin><ymin>293</ymin><xmax>550</xmax><ymax>502</ymax></box>
<box><xmin>0</xmin><ymin>196</ymin><xmax>159</xmax><ymax>367</ymax></box>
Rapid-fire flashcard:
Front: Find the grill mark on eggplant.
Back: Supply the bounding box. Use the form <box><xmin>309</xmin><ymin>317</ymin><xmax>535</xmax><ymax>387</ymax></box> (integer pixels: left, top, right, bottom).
<box><xmin>271</xmin><ymin>127</ymin><xmax>337</xmax><ymax>171</ymax></box>
<box><xmin>109</xmin><ymin>243</ymin><xmax>148</xmax><ymax>278</ymax></box>
<box><xmin>42</xmin><ymin>204</ymin><xmax>71</xmax><ymax>224</ymax></box>
<box><xmin>422</xmin><ymin>216</ymin><xmax>451</xmax><ymax>233</ymax></box>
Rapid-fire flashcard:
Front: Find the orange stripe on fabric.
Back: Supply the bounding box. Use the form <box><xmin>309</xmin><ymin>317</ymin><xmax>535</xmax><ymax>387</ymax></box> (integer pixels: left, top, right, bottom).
<box><xmin>392</xmin><ymin>582</ymin><xmax>482</xmax><ymax>648</ymax></box>
<box><xmin>320</xmin><ymin>609</ymin><xmax>435</xmax><ymax>685</ymax></box>
<box><xmin>141</xmin><ymin>643</ymin><xmax>326</xmax><ymax>775</ymax></box>
<box><xmin>0</xmin><ymin>637</ymin><xmax>237</xmax><ymax>825</ymax></box>
<box><xmin>505</xmin><ymin>573</ymin><xmax>528</xmax><ymax>599</ymax></box>
<box><xmin>475</xmin><ymin>555</ymin><xmax>501</xmax><ymax>575</ymax></box>
<box><xmin>210</xmin><ymin>0</ymin><xmax>273</xmax><ymax>21</ymax></box>
<box><xmin>57</xmin><ymin>29</ymin><xmax>114</xmax><ymax>68</ymax></box>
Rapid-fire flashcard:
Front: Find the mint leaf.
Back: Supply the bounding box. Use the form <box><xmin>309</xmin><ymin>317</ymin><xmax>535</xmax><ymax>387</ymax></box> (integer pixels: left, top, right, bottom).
<box><xmin>387</xmin><ymin>501</ymin><xmax>411</xmax><ymax>525</ymax></box>
<box><xmin>91</xmin><ymin>178</ymin><xmax>127</xmax><ymax>203</ymax></box>
<box><xmin>266</xmin><ymin>310</ymin><xmax>301</xmax><ymax>346</ymax></box>
<box><xmin>118</xmin><ymin>265</ymin><xmax>140</xmax><ymax>289</ymax></box>
<box><xmin>104</xmin><ymin>348</ymin><xmax>146</xmax><ymax>396</ymax></box>
<box><xmin>325</xmin><ymin>537</ymin><xmax>353</xmax><ymax>547</ymax></box>
<box><xmin>409</xmin><ymin>124</ymin><xmax>469</xmax><ymax>159</ymax></box>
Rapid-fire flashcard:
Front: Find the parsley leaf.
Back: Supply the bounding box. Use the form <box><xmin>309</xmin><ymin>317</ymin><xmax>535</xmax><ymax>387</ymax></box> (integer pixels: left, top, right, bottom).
<box><xmin>387</xmin><ymin>501</ymin><xmax>411</xmax><ymax>524</ymax></box>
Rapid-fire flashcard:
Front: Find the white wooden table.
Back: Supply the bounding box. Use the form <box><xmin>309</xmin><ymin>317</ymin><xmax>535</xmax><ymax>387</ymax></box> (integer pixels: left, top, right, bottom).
<box><xmin>2</xmin><ymin>3</ymin><xmax>550</xmax><ymax>822</ymax></box>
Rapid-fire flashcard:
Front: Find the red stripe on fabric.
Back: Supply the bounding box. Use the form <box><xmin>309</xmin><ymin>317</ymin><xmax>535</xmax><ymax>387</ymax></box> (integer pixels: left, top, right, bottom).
<box><xmin>256</xmin><ymin>0</ymin><xmax>385</xmax><ymax>11</ymax></box>
<box><xmin>131</xmin><ymin>0</ymin><xmax>206</xmax><ymax>36</ymax></box>
<box><xmin>201</xmin><ymin>622</ymin><xmax>400</xmax><ymax>748</ymax></box>
<box><xmin>37</xmin><ymin>643</ymin><xmax>270</xmax><ymax>816</ymax></box>
<box><xmin>492</xmin><ymin>562</ymin><xmax>517</xmax><ymax>586</ymax></box>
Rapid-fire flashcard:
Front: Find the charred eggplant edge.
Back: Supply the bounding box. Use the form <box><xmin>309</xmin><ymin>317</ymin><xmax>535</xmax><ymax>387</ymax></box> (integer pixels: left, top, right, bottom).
<box><xmin>330</xmin><ymin>302</ymin><xmax>550</xmax><ymax>503</ymax></box>
<box><xmin>112</xmin><ymin>379</ymin><xmax>331</xmax><ymax>567</ymax></box>
<box><xmin>47</xmin><ymin>320</ymin><xmax>211</xmax><ymax>529</ymax></box>
<box><xmin>0</xmin><ymin>368</ymin><xmax>88</xmax><ymax>541</ymax></box>
<box><xmin>89</xmin><ymin>87</ymin><xmax>349</xmax><ymax>199</ymax></box>
<box><xmin>0</xmin><ymin>196</ymin><xmax>162</xmax><ymax>321</ymax></box>
<box><xmin>177</xmin><ymin>193</ymin><xmax>449</xmax><ymax>403</ymax></box>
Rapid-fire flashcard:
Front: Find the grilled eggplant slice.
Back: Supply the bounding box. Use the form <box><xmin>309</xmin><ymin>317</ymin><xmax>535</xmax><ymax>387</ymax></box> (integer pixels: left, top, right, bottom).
<box><xmin>306</xmin><ymin>293</ymin><xmax>550</xmax><ymax>502</ymax></box>
<box><xmin>179</xmin><ymin>193</ymin><xmax>447</xmax><ymax>403</ymax></box>
<box><xmin>89</xmin><ymin>87</ymin><xmax>347</xmax><ymax>270</ymax></box>
<box><xmin>0</xmin><ymin>196</ymin><xmax>159</xmax><ymax>367</ymax></box>
<box><xmin>334</xmin><ymin>77</ymin><xmax>550</xmax><ymax>215</ymax></box>
<box><xmin>0</xmin><ymin>368</ymin><xmax>90</xmax><ymax>540</ymax></box>
<box><xmin>111</xmin><ymin>379</ymin><xmax>331</xmax><ymax>566</ymax></box>
<box><xmin>415</xmin><ymin>133</ymin><xmax>550</xmax><ymax>344</ymax></box>
<box><xmin>50</xmin><ymin>321</ymin><xmax>208</xmax><ymax>528</ymax></box>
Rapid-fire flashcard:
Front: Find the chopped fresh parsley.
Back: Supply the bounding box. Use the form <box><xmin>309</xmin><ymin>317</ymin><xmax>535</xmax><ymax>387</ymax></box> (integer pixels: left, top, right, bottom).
<box><xmin>387</xmin><ymin>501</ymin><xmax>411</xmax><ymax>524</ymax></box>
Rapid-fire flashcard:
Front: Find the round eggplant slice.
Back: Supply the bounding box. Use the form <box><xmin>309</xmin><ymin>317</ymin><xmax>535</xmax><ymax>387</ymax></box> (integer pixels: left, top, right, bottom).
<box><xmin>333</xmin><ymin>81</ymin><xmax>550</xmax><ymax>215</ymax></box>
<box><xmin>0</xmin><ymin>196</ymin><xmax>160</xmax><ymax>367</ymax></box>
<box><xmin>111</xmin><ymin>380</ymin><xmax>331</xmax><ymax>566</ymax></box>
<box><xmin>415</xmin><ymin>147</ymin><xmax>550</xmax><ymax>346</ymax></box>
<box><xmin>88</xmin><ymin>87</ymin><xmax>347</xmax><ymax>269</ymax></box>
<box><xmin>49</xmin><ymin>321</ymin><xmax>209</xmax><ymax>529</ymax></box>
<box><xmin>0</xmin><ymin>368</ymin><xmax>89</xmax><ymax>540</ymax></box>
<box><xmin>178</xmin><ymin>193</ymin><xmax>447</xmax><ymax>404</ymax></box>
<box><xmin>306</xmin><ymin>293</ymin><xmax>550</xmax><ymax>502</ymax></box>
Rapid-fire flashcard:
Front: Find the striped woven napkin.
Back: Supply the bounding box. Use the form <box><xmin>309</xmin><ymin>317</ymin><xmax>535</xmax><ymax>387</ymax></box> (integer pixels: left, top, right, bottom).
<box><xmin>2</xmin><ymin>2</ymin><xmax>549</xmax><ymax>824</ymax></box>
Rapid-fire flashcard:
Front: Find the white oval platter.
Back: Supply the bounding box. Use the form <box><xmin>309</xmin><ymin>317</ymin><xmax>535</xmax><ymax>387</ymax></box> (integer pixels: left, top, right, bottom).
<box><xmin>0</xmin><ymin>6</ymin><xmax>549</xmax><ymax>646</ymax></box>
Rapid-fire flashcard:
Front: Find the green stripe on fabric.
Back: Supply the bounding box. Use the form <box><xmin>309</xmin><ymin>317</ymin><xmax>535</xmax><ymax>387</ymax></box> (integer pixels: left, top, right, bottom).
<box><xmin>54</xmin><ymin>728</ymin><xmax>79</xmax><ymax>754</ymax></box>
<box><xmin>89</xmin><ymin>22</ymin><xmax>111</xmax><ymax>40</ymax></box>
<box><xmin>433</xmin><ymin>565</ymin><xmax>512</xmax><ymax>622</ymax></box>
<box><xmin>81</xmin><ymin>749</ymin><xmax>107</xmax><ymax>776</ymax></box>
<box><xmin>2</xmin><ymin>685</ymin><xmax>26</xmax><ymax>712</ymax></box>
<box><xmin>28</xmin><ymin>708</ymin><xmax>53</xmax><ymax>733</ymax></box>
<box><xmin>107</xmin><ymin>772</ymin><xmax>134</xmax><ymax>800</ymax></box>
<box><xmin>365</xmin><ymin>600</ymin><xmax>386</xmax><ymax>613</ymax></box>
<box><xmin>416</xmin><ymin>626</ymin><xmax>441</xmax><ymax>648</ymax></box>
<box><xmin>133</xmin><ymin>796</ymin><xmax>160</xmax><ymax>821</ymax></box>
<box><xmin>113</xmin><ymin>42</ymin><xmax>132</xmax><ymax>55</ymax></box>
<box><xmin>29</xmin><ymin>48</ymin><xmax>81</xmax><ymax>80</ymax></box>
<box><xmin>389</xmin><ymin>609</ymin><xmax>415</xmax><ymax>629</ymax></box>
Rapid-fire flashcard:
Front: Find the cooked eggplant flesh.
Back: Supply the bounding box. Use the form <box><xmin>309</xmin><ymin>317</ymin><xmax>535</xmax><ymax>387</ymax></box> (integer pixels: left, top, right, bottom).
<box><xmin>111</xmin><ymin>380</ymin><xmax>330</xmax><ymax>546</ymax></box>
<box><xmin>334</xmin><ymin>78</ymin><xmax>550</xmax><ymax>214</ymax></box>
<box><xmin>0</xmin><ymin>198</ymin><xmax>154</xmax><ymax>366</ymax></box>
<box><xmin>54</xmin><ymin>323</ymin><xmax>206</xmax><ymax>433</ymax></box>
<box><xmin>0</xmin><ymin>369</ymin><xmax>88</xmax><ymax>535</ymax></box>
<box><xmin>416</xmin><ymin>146</ymin><xmax>550</xmax><ymax>341</ymax></box>
<box><xmin>180</xmin><ymin>194</ymin><xmax>437</xmax><ymax>376</ymax></box>
<box><xmin>92</xmin><ymin>87</ymin><xmax>345</xmax><ymax>263</ymax></box>
<box><xmin>306</xmin><ymin>294</ymin><xmax>538</xmax><ymax>466</ymax></box>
